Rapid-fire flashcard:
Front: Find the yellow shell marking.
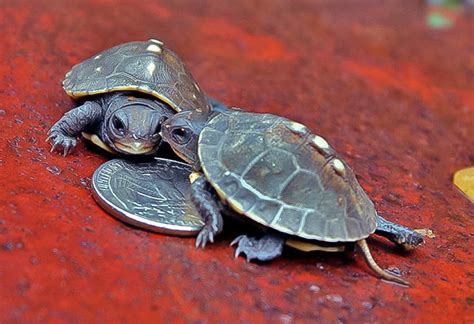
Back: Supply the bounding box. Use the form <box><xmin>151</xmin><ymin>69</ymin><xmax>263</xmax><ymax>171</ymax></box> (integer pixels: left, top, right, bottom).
<box><xmin>311</xmin><ymin>135</ymin><xmax>329</xmax><ymax>150</ymax></box>
<box><xmin>189</xmin><ymin>171</ymin><xmax>202</xmax><ymax>184</ymax></box>
<box><xmin>146</xmin><ymin>44</ymin><xmax>162</xmax><ymax>53</ymax></box>
<box><xmin>81</xmin><ymin>132</ymin><xmax>116</xmax><ymax>154</ymax></box>
<box><xmin>81</xmin><ymin>132</ymin><xmax>92</xmax><ymax>140</ymax></box>
<box><xmin>286</xmin><ymin>121</ymin><xmax>307</xmax><ymax>134</ymax></box>
<box><xmin>285</xmin><ymin>239</ymin><xmax>345</xmax><ymax>252</ymax></box>
<box><xmin>332</xmin><ymin>158</ymin><xmax>345</xmax><ymax>175</ymax></box>
<box><xmin>149</xmin><ymin>38</ymin><xmax>164</xmax><ymax>45</ymax></box>
<box><xmin>66</xmin><ymin>87</ymin><xmax>169</xmax><ymax>103</ymax></box>
<box><xmin>228</xmin><ymin>197</ymin><xmax>245</xmax><ymax>214</ymax></box>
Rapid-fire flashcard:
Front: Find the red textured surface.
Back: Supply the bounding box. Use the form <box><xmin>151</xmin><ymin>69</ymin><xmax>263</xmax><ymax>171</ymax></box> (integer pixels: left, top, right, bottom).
<box><xmin>0</xmin><ymin>1</ymin><xmax>473</xmax><ymax>322</ymax></box>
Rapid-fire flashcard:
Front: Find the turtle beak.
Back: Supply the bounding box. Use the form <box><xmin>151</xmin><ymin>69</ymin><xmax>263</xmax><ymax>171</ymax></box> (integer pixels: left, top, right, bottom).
<box><xmin>114</xmin><ymin>141</ymin><xmax>155</xmax><ymax>154</ymax></box>
<box><xmin>130</xmin><ymin>142</ymin><xmax>145</xmax><ymax>151</ymax></box>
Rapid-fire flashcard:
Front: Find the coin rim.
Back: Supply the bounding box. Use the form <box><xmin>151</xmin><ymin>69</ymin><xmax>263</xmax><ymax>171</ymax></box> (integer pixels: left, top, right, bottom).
<box><xmin>92</xmin><ymin>157</ymin><xmax>204</xmax><ymax>236</ymax></box>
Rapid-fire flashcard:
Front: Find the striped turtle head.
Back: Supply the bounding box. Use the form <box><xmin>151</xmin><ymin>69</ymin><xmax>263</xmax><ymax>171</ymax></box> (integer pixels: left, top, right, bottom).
<box><xmin>102</xmin><ymin>95</ymin><xmax>174</xmax><ymax>155</ymax></box>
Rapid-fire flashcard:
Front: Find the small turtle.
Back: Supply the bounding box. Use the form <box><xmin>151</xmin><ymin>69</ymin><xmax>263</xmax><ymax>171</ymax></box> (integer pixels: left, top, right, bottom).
<box><xmin>47</xmin><ymin>39</ymin><xmax>219</xmax><ymax>156</ymax></box>
<box><xmin>161</xmin><ymin>109</ymin><xmax>428</xmax><ymax>286</ymax></box>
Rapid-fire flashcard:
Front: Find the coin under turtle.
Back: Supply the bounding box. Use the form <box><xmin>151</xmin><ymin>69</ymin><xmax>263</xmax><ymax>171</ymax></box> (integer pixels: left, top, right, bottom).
<box><xmin>47</xmin><ymin>39</ymin><xmax>224</xmax><ymax>156</ymax></box>
<box><xmin>161</xmin><ymin>109</ymin><xmax>429</xmax><ymax>285</ymax></box>
<box><xmin>92</xmin><ymin>158</ymin><xmax>204</xmax><ymax>235</ymax></box>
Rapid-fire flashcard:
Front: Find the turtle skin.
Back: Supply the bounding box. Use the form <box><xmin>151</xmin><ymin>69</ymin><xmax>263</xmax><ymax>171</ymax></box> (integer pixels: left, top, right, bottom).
<box><xmin>63</xmin><ymin>39</ymin><xmax>209</xmax><ymax>112</ymax></box>
<box><xmin>198</xmin><ymin>110</ymin><xmax>377</xmax><ymax>242</ymax></box>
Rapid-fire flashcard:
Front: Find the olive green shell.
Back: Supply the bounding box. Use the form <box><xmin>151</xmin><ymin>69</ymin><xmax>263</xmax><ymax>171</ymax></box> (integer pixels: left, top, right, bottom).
<box><xmin>62</xmin><ymin>39</ymin><xmax>209</xmax><ymax>112</ymax></box>
<box><xmin>198</xmin><ymin>110</ymin><xmax>377</xmax><ymax>242</ymax></box>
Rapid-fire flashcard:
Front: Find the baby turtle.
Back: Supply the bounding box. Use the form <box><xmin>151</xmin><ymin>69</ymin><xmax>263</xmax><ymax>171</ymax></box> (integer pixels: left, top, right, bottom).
<box><xmin>47</xmin><ymin>39</ymin><xmax>214</xmax><ymax>156</ymax></box>
<box><xmin>161</xmin><ymin>109</ymin><xmax>427</xmax><ymax>286</ymax></box>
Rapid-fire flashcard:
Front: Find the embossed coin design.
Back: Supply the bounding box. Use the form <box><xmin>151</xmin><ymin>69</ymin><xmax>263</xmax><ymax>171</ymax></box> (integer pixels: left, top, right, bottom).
<box><xmin>92</xmin><ymin>158</ymin><xmax>204</xmax><ymax>235</ymax></box>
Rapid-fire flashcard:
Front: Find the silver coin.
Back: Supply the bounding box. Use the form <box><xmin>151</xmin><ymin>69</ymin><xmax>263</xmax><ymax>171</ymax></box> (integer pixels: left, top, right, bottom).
<box><xmin>92</xmin><ymin>158</ymin><xmax>204</xmax><ymax>236</ymax></box>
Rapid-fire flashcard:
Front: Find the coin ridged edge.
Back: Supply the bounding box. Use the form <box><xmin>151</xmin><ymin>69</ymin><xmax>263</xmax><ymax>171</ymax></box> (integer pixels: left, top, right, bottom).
<box><xmin>92</xmin><ymin>158</ymin><xmax>204</xmax><ymax>236</ymax></box>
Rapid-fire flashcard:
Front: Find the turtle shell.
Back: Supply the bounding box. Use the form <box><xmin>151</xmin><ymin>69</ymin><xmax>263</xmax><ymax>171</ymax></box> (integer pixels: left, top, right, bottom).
<box><xmin>62</xmin><ymin>39</ymin><xmax>209</xmax><ymax>112</ymax></box>
<box><xmin>197</xmin><ymin>110</ymin><xmax>377</xmax><ymax>242</ymax></box>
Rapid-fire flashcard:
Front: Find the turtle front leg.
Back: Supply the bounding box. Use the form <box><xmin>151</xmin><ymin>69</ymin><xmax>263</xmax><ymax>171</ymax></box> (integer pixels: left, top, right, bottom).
<box><xmin>375</xmin><ymin>215</ymin><xmax>430</xmax><ymax>250</ymax></box>
<box><xmin>191</xmin><ymin>175</ymin><xmax>224</xmax><ymax>248</ymax></box>
<box><xmin>231</xmin><ymin>233</ymin><xmax>285</xmax><ymax>262</ymax></box>
<box><xmin>47</xmin><ymin>101</ymin><xmax>103</xmax><ymax>156</ymax></box>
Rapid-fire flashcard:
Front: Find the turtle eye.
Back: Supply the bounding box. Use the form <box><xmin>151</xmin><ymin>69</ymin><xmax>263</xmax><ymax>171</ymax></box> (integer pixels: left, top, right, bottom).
<box><xmin>112</xmin><ymin>116</ymin><xmax>125</xmax><ymax>135</ymax></box>
<box><xmin>171</xmin><ymin>127</ymin><xmax>190</xmax><ymax>144</ymax></box>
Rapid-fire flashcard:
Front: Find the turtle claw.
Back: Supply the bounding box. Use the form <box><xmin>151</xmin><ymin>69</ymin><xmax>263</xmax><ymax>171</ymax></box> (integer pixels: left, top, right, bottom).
<box><xmin>195</xmin><ymin>225</ymin><xmax>217</xmax><ymax>249</ymax></box>
<box><xmin>47</xmin><ymin>131</ymin><xmax>77</xmax><ymax>156</ymax></box>
<box><xmin>231</xmin><ymin>235</ymin><xmax>247</xmax><ymax>260</ymax></box>
<box><xmin>398</xmin><ymin>228</ymin><xmax>434</xmax><ymax>250</ymax></box>
<box><xmin>231</xmin><ymin>234</ymin><xmax>284</xmax><ymax>262</ymax></box>
<box><xmin>230</xmin><ymin>235</ymin><xmax>245</xmax><ymax>247</ymax></box>
<box><xmin>391</xmin><ymin>229</ymin><xmax>427</xmax><ymax>250</ymax></box>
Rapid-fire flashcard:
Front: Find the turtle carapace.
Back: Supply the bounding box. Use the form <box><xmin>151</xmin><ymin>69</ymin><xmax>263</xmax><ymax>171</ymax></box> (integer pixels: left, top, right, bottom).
<box><xmin>47</xmin><ymin>39</ymin><xmax>212</xmax><ymax>156</ymax></box>
<box><xmin>161</xmin><ymin>109</ymin><xmax>429</xmax><ymax>286</ymax></box>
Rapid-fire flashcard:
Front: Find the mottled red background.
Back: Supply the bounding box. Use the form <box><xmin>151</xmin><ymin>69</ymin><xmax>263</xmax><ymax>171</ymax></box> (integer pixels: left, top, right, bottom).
<box><xmin>0</xmin><ymin>0</ymin><xmax>472</xmax><ymax>322</ymax></box>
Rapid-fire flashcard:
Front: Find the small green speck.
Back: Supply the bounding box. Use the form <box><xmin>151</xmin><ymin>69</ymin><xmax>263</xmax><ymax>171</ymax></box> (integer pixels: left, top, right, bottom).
<box><xmin>427</xmin><ymin>12</ymin><xmax>453</xmax><ymax>29</ymax></box>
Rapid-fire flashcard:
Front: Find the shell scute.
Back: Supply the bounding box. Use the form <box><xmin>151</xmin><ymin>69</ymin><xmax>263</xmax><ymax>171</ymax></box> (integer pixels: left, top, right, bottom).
<box><xmin>249</xmin><ymin>200</ymin><xmax>281</xmax><ymax>224</ymax></box>
<box><xmin>279</xmin><ymin>170</ymin><xmax>321</xmax><ymax>208</ymax></box>
<box><xmin>63</xmin><ymin>40</ymin><xmax>208</xmax><ymax>112</ymax></box>
<box><xmin>199</xmin><ymin>111</ymin><xmax>377</xmax><ymax>242</ymax></box>
<box><xmin>274</xmin><ymin>208</ymin><xmax>306</xmax><ymax>233</ymax></box>
<box><xmin>230</xmin><ymin>188</ymin><xmax>258</xmax><ymax>213</ymax></box>
<box><xmin>242</xmin><ymin>149</ymin><xmax>297</xmax><ymax>199</ymax></box>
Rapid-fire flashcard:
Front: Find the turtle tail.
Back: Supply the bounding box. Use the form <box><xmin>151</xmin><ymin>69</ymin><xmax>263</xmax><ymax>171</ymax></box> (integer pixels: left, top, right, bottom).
<box><xmin>356</xmin><ymin>240</ymin><xmax>411</xmax><ymax>287</ymax></box>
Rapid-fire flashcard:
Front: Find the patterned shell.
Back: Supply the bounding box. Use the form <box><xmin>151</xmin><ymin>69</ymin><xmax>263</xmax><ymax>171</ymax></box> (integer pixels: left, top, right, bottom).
<box><xmin>198</xmin><ymin>110</ymin><xmax>377</xmax><ymax>242</ymax></box>
<box><xmin>62</xmin><ymin>39</ymin><xmax>209</xmax><ymax>112</ymax></box>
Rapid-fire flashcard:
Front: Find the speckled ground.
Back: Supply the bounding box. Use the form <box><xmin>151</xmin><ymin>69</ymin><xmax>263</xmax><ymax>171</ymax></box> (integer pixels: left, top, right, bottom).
<box><xmin>0</xmin><ymin>1</ymin><xmax>472</xmax><ymax>322</ymax></box>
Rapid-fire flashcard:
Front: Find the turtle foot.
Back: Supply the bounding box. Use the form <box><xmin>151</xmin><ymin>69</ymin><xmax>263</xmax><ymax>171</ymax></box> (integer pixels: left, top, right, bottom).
<box><xmin>231</xmin><ymin>234</ymin><xmax>284</xmax><ymax>262</ymax></box>
<box><xmin>46</xmin><ymin>130</ymin><xmax>78</xmax><ymax>156</ymax></box>
<box><xmin>375</xmin><ymin>216</ymin><xmax>432</xmax><ymax>250</ymax></box>
<box><xmin>195</xmin><ymin>224</ymin><xmax>219</xmax><ymax>249</ymax></box>
<box><xmin>397</xmin><ymin>228</ymin><xmax>435</xmax><ymax>250</ymax></box>
<box><xmin>395</xmin><ymin>230</ymin><xmax>426</xmax><ymax>250</ymax></box>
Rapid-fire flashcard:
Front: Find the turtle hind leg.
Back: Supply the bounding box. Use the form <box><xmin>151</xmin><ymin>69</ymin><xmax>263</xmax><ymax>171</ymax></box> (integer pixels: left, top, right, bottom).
<box><xmin>375</xmin><ymin>215</ymin><xmax>429</xmax><ymax>250</ymax></box>
<box><xmin>231</xmin><ymin>233</ymin><xmax>285</xmax><ymax>262</ymax></box>
<box><xmin>356</xmin><ymin>240</ymin><xmax>411</xmax><ymax>287</ymax></box>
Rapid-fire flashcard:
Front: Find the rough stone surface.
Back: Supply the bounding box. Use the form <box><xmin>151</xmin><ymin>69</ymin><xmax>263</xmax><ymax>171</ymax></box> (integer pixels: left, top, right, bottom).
<box><xmin>0</xmin><ymin>0</ymin><xmax>472</xmax><ymax>322</ymax></box>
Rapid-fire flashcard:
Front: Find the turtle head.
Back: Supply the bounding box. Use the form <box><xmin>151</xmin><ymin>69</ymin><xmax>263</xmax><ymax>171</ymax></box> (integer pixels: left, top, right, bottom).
<box><xmin>161</xmin><ymin>110</ymin><xmax>213</xmax><ymax>170</ymax></box>
<box><xmin>104</xmin><ymin>97</ymin><xmax>174</xmax><ymax>155</ymax></box>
